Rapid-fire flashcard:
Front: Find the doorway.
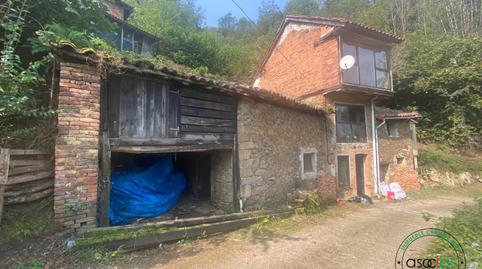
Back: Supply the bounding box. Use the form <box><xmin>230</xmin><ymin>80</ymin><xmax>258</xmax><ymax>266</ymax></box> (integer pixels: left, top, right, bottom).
<box><xmin>355</xmin><ymin>154</ymin><xmax>366</xmax><ymax>195</ymax></box>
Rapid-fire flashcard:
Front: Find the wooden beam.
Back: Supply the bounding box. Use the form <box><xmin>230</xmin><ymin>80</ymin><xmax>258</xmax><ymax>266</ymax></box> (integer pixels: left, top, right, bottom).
<box><xmin>79</xmin><ymin>208</ymin><xmax>292</xmax><ymax>234</ymax></box>
<box><xmin>6</xmin><ymin>171</ymin><xmax>54</xmax><ymax>185</ymax></box>
<box><xmin>110</xmin><ymin>144</ymin><xmax>232</xmax><ymax>154</ymax></box>
<box><xmin>0</xmin><ymin>148</ymin><xmax>10</xmax><ymax>225</ymax></box>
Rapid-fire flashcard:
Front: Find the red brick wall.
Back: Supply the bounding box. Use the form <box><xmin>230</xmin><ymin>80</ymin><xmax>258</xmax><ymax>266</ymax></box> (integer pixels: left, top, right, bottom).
<box><xmin>54</xmin><ymin>63</ymin><xmax>101</xmax><ymax>230</ymax></box>
<box><xmin>378</xmin><ymin>120</ymin><xmax>420</xmax><ymax>191</ymax></box>
<box><xmin>256</xmin><ymin>24</ymin><xmax>340</xmax><ymax>98</ymax></box>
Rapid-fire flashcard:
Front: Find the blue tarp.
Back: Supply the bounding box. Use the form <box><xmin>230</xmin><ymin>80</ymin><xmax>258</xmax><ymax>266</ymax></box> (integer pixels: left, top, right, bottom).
<box><xmin>109</xmin><ymin>154</ymin><xmax>187</xmax><ymax>225</ymax></box>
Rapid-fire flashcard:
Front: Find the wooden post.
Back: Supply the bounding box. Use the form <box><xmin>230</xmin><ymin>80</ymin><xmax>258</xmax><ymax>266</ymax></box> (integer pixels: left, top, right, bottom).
<box><xmin>99</xmin><ymin>132</ymin><xmax>111</xmax><ymax>227</ymax></box>
<box><xmin>0</xmin><ymin>148</ymin><xmax>11</xmax><ymax>225</ymax></box>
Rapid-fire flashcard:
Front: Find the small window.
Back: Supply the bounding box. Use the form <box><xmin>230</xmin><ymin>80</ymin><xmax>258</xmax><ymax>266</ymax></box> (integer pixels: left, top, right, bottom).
<box><xmin>336</xmin><ymin>104</ymin><xmax>367</xmax><ymax>143</ymax></box>
<box><xmin>301</xmin><ymin>150</ymin><xmax>317</xmax><ymax>179</ymax></box>
<box><xmin>386</xmin><ymin>121</ymin><xmax>399</xmax><ymax>137</ymax></box>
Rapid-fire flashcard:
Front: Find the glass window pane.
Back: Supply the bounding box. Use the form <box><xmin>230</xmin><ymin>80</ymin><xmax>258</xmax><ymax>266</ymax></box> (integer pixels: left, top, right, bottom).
<box><xmin>375</xmin><ymin>51</ymin><xmax>387</xmax><ymax>69</ymax></box>
<box><xmin>359</xmin><ymin>47</ymin><xmax>376</xmax><ymax>87</ymax></box>
<box><xmin>342</xmin><ymin>43</ymin><xmax>359</xmax><ymax>84</ymax></box>
<box><xmin>336</xmin><ymin>123</ymin><xmax>352</xmax><ymax>143</ymax></box>
<box><xmin>376</xmin><ymin>70</ymin><xmax>389</xmax><ymax>89</ymax></box>
<box><xmin>352</xmin><ymin>124</ymin><xmax>367</xmax><ymax>142</ymax></box>
<box><xmin>123</xmin><ymin>29</ymin><xmax>133</xmax><ymax>51</ymax></box>
<box><xmin>303</xmin><ymin>153</ymin><xmax>315</xmax><ymax>173</ymax></box>
<box><xmin>336</xmin><ymin>105</ymin><xmax>350</xmax><ymax>123</ymax></box>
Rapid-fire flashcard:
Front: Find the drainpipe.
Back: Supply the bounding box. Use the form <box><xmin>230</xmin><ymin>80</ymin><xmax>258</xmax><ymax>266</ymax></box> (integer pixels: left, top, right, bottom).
<box><xmin>370</xmin><ymin>97</ymin><xmax>379</xmax><ymax>194</ymax></box>
<box><xmin>375</xmin><ymin>119</ymin><xmax>386</xmax><ymax>194</ymax></box>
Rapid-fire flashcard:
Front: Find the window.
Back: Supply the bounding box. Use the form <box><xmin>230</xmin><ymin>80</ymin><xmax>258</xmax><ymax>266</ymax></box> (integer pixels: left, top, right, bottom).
<box><xmin>122</xmin><ymin>28</ymin><xmax>134</xmax><ymax>51</ymax></box>
<box><xmin>341</xmin><ymin>42</ymin><xmax>390</xmax><ymax>90</ymax></box>
<box><xmin>386</xmin><ymin>120</ymin><xmax>399</xmax><ymax>137</ymax></box>
<box><xmin>337</xmin><ymin>156</ymin><xmax>350</xmax><ymax>191</ymax></box>
<box><xmin>301</xmin><ymin>150</ymin><xmax>317</xmax><ymax>179</ymax></box>
<box><xmin>336</xmin><ymin>105</ymin><xmax>367</xmax><ymax>143</ymax></box>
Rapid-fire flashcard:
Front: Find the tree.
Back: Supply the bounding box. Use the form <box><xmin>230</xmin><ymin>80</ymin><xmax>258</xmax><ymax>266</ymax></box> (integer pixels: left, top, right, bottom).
<box><xmin>258</xmin><ymin>0</ymin><xmax>284</xmax><ymax>33</ymax></box>
<box><xmin>285</xmin><ymin>0</ymin><xmax>321</xmax><ymax>16</ymax></box>
<box><xmin>218</xmin><ymin>13</ymin><xmax>238</xmax><ymax>36</ymax></box>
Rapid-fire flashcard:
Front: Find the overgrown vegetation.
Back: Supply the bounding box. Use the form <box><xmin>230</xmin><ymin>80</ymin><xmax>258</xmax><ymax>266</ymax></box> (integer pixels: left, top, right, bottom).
<box><xmin>419</xmin><ymin>147</ymin><xmax>482</xmax><ymax>176</ymax></box>
<box><xmin>0</xmin><ymin>198</ymin><xmax>56</xmax><ymax>245</ymax></box>
<box><xmin>428</xmin><ymin>199</ymin><xmax>482</xmax><ymax>264</ymax></box>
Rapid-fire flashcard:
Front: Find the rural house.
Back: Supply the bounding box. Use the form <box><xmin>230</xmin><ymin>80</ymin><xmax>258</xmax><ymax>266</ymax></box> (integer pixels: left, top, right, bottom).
<box><xmin>254</xmin><ymin>15</ymin><xmax>420</xmax><ymax>197</ymax></box>
<box><xmin>53</xmin><ymin>44</ymin><xmax>328</xmax><ymax>229</ymax></box>
<box><xmin>103</xmin><ymin>0</ymin><xmax>159</xmax><ymax>54</ymax></box>
<box><xmin>49</xmin><ymin>6</ymin><xmax>419</xmax><ymax>231</ymax></box>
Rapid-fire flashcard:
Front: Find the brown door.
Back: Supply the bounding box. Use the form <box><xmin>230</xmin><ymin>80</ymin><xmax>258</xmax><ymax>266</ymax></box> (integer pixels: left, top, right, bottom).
<box><xmin>355</xmin><ymin>154</ymin><xmax>366</xmax><ymax>196</ymax></box>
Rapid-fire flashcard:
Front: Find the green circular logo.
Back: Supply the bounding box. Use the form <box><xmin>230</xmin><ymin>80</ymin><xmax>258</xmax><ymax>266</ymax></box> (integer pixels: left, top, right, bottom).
<box><xmin>395</xmin><ymin>228</ymin><xmax>466</xmax><ymax>269</ymax></box>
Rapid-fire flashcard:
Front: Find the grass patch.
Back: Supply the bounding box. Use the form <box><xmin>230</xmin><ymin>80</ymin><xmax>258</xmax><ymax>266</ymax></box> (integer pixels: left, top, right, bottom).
<box><xmin>11</xmin><ymin>259</ymin><xmax>46</xmax><ymax>269</ymax></box>
<box><xmin>427</xmin><ymin>198</ymin><xmax>482</xmax><ymax>264</ymax></box>
<box><xmin>419</xmin><ymin>147</ymin><xmax>482</xmax><ymax>176</ymax></box>
<box><xmin>407</xmin><ymin>184</ymin><xmax>482</xmax><ymax>200</ymax></box>
<box><xmin>0</xmin><ymin>198</ymin><xmax>57</xmax><ymax>245</ymax></box>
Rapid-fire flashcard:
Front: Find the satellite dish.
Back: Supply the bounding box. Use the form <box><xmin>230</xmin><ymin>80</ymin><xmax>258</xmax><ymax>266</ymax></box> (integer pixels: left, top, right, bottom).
<box><xmin>340</xmin><ymin>55</ymin><xmax>355</xmax><ymax>70</ymax></box>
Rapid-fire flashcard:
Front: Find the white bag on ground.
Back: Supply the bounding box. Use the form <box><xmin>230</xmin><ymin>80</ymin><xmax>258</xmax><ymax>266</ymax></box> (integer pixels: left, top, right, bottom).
<box><xmin>389</xmin><ymin>182</ymin><xmax>406</xmax><ymax>200</ymax></box>
<box><xmin>380</xmin><ymin>182</ymin><xmax>389</xmax><ymax>197</ymax></box>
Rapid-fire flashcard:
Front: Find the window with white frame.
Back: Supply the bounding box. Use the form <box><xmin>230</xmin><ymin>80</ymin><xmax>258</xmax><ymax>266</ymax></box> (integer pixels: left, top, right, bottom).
<box><xmin>301</xmin><ymin>150</ymin><xmax>317</xmax><ymax>179</ymax></box>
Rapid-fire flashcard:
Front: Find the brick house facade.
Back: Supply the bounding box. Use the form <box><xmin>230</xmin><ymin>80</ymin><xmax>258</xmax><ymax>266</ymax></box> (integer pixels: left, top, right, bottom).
<box><xmin>254</xmin><ymin>15</ymin><xmax>417</xmax><ymax>197</ymax></box>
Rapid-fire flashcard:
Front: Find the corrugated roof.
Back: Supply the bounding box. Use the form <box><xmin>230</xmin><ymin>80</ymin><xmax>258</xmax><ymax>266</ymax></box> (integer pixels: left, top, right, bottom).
<box><xmin>55</xmin><ymin>42</ymin><xmax>325</xmax><ymax>116</ymax></box>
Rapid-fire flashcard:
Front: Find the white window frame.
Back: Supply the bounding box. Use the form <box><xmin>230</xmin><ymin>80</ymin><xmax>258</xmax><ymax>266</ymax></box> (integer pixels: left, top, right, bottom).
<box><xmin>301</xmin><ymin>148</ymin><xmax>317</xmax><ymax>180</ymax></box>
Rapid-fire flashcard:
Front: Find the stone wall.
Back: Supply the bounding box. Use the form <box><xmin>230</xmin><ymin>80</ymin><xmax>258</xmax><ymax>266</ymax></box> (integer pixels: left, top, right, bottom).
<box><xmin>211</xmin><ymin>150</ymin><xmax>234</xmax><ymax>211</ymax></box>
<box><xmin>55</xmin><ymin>63</ymin><xmax>101</xmax><ymax>230</ymax></box>
<box><xmin>237</xmin><ymin>97</ymin><xmax>335</xmax><ymax>210</ymax></box>
<box><xmin>378</xmin><ymin>120</ymin><xmax>420</xmax><ymax>191</ymax></box>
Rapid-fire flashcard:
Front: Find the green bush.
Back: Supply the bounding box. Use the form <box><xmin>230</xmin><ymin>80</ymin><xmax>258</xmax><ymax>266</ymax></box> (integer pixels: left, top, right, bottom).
<box><xmin>419</xmin><ymin>148</ymin><xmax>482</xmax><ymax>176</ymax></box>
<box><xmin>430</xmin><ymin>199</ymin><xmax>482</xmax><ymax>264</ymax></box>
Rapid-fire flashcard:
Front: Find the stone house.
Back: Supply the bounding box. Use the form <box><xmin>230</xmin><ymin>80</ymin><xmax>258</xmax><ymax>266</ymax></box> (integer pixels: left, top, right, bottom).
<box><xmin>53</xmin><ymin>44</ymin><xmax>330</xmax><ymax>229</ymax></box>
<box><xmin>375</xmin><ymin>108</ymin><xmax>421</xmax><ymax>191</ymax></box>
<box><xmin>254</xmin><ymin>15</ymin><xmax>419</xmax><ymax>197</ymax></box>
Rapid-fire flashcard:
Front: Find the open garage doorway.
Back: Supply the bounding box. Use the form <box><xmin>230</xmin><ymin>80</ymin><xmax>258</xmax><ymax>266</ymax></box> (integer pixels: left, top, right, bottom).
<box><xmin>107</xmin><ymin>149</ymin><xmax>233</xmax><ymax>225</ymax></box>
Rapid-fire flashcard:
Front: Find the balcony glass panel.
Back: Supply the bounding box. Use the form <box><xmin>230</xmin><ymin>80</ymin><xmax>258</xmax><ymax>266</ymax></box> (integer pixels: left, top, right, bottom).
<box><xmin>359</xmin><ymin>47</ymin><xmax>376</xmax><ymax>87</ymax></box>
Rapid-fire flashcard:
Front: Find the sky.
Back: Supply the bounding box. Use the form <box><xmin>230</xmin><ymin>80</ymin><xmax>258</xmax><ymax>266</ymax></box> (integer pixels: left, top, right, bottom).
<box><xmin>195</xmin><ymin>0</ymin><xmax>289</xmax><ymax>27</ymax></box>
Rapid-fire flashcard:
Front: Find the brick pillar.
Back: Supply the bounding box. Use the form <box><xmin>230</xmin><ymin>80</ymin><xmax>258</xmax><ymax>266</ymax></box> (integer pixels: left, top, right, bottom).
<box><xmin>54</xmin><ymin>63</ymin><xmax>101</xmax><ymax>230</ymax></box>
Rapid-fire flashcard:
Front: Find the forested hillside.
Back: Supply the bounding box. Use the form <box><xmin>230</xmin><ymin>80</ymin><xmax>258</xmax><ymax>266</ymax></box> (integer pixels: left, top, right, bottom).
<box><xmin>1</xmin><ymin>0</ymin><xmax>481</xmax><ymax>147</ymax></box>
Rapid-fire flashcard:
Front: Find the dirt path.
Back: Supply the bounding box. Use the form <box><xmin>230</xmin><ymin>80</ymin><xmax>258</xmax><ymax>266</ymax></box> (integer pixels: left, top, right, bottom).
<box><xmin>114</xmin><ymin>196</ymin><xmax>472</xmax><ymax>269</ymax></box>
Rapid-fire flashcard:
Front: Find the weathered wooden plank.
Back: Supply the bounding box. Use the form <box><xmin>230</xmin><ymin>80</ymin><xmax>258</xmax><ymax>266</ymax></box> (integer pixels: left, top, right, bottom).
<box><xmin>108</xmin><ymin>75</ymin><xmax>121</xmax><ymax>138</ymax></box>
<box><xmin>81</xmin><ymin>210</ymin><xmax>293</xmax><ymax>252</ymax></box>
<box><xmin>6</xmin><ymin>171</ymin><xmax>54</xmax><ymax>185</ymax></box>
<box><xmin>9</xmin><ymin>159</ymin><xmax>51</xmax><ymax>168</ymax></box>
<box><xmin>110</xmin><ymin>144</ymin><xmax>232</xmax><ymax>154</ymax></box>
<box><xmin>99</xmin><ymin>132</ymin><xmax>112</xmax><ymax>227</ymax></box>
<box><xmin>119</xmin><ymin>77</ymin><xmax>137</xmax><ymax>137</ymax></box>
<box><xmin>180</xmin><ymin>88</ymin><xmax>236</xmax><ymax>104</ymax></box>
<box><xmin>0</xmin><ymin>149</ymin><xmax>10</xmax><ymax>185</ymax></box>
<box><xmin>9</xmin><ymin>149</ymin><xmax>48</xmax><ymax>156</ymax></box>
<box><xmin>0</xmin><ymin>148</ymin><xmax>10</xmax><ymax>224</ymax></box>
<box><xmin>168</xmin><ymin>90</ymin><xmax>180</xmax><ymax>137</ymax></box>
<box><xmin>79</xmin><ymin>208</ymin><xmax>292</xmax><ymax>234</ymax></box>
<box><xmin>181</xmin><ymin>133</ymin><xmax>234</xmax><ymax>142</ymax></box>
<box><xmin>180</xmin><ymin>106</ymin><xmax>235</xmax><ymax>120</ymax></box>
<box><xmin>8</xmin><ymin>163</ymin><xmax>51</xmax><ymax>176</ymax></box>
<box><xmin>4</xmin><ymin>179</ymin><xmax>53</xmax><ymax>197</ymax></box>
<box><xmin>180</xmin><ymin>124</ymin><xmax>235</xmax><ymax>134</ymax></box>
<box><xmin>180</xmin><ymin>116</ymin><xmax>234</xmax><ymax>127</ymax></box>
<box><xmin>5</xmin><ymin>188</ymin><xmax>53</xmax><ymax>205</ymax></box>
<box><xmin>180</xmin><ymin>97</ymin><xmax>235</xmax><ymax>112</ymax></box>
<box><xmin>110</xmin><ymin>137</ymin><xmax>233</xmax><ymax>146</ymax></box>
